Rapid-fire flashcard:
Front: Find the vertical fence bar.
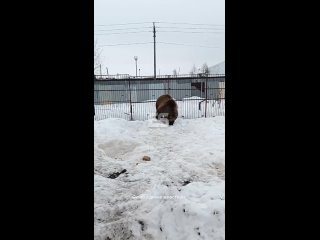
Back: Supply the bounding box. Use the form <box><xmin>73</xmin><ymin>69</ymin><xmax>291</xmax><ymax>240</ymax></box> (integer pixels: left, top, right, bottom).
<box><xmin>128</xmin><ymin>78</ymin><xmax>133</xmax><ymax>121</ymax></box>
<box><xmin>205</xmin><ymin>76</ymin><xmax>208</xmax><ymax>118</ymax></box>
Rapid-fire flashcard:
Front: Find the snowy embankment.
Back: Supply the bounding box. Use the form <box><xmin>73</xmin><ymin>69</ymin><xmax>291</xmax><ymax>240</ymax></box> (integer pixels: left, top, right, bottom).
<box><xmin>94</xmin><ymin>117</ymin><xmax>225</xmax><ymax>240</ymax></box>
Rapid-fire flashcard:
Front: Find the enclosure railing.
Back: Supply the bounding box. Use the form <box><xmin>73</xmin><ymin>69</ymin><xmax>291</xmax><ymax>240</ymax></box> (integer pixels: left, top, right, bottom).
<box><xmin>94</xmin><ymin>74</ymin><xmax>225</xmax><ymax>121</ymax></box>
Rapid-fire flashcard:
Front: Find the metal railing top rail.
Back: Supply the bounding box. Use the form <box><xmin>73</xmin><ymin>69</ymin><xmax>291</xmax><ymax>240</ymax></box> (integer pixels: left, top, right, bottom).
<box><xmin>94</xmin><ymin>73</ymin><xmax>225</xmax><ymax>80</ymax></box>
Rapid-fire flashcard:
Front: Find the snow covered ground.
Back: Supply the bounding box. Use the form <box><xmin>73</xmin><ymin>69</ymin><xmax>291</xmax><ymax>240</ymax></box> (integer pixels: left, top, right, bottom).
<box><xmin>94</xmin><ymin>98</ymin><xmax>225</xmax><ymax>121</ymax></box>
<box><xmin>94</xmin><ymin>116</ymin><xmax>225</xmax><ymax>240</ymax></box>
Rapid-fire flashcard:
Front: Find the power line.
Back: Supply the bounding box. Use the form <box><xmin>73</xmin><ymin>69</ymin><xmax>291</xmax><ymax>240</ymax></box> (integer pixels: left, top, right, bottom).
<box><xmin>158</xmin><ymin>30</ymin><xmax>224</xmax><ymax>34</ymax></box>
<box><xmin>95</xmin><ymin>21</ymin><xmax>224</xmax><ymax>27</ymax></box>
<box><xmin>158</xmin><ymin>42</ymin><xmax>222</xmax><ymax>49</ymax></box>
<box><xmin>158</xmin><ymin>26</ymin><xmax>224</xmax><ymax>30</ymax></box>
<box><xmin>95</xmin><ymin>22</ymin><xmax>153</xmax><ymax>26</ymax></box>
<box><xmin>95</xmin><ymin>31</ymin><xmax>152</xmax><ymax>35</ymax></box>
<box><xmin>95</xmin><ymin>30</ymin><xmax>224</xmax><ymax>35</ymax></box>
<box><xmin>95</xmin><ymin>27</ymin><xmax>152</xmax><ymax>32</ymax></box>
<box><xmin>99</xmin><ymin>42</ymin><xmax>153</xmax><ymax>47</ymax></box>
<box><xmin>98</xmin><ymin>41</ymin><xmax>222</xmax><ymax>48</ymax></box>
<box><xmin>155</xmin><ymin>21</ymin><xmax>224</xmax><ymax>26</ymax></box>
<box><xmin>95</xmin><ymin>27</ymin><xmax>223</xmax><ymax>32</ymax></box>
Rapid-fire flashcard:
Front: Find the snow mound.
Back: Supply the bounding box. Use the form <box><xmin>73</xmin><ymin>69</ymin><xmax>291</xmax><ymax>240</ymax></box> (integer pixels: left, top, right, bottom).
<box><xmin>94</xmin><ymin>117</ymin><xmax>225</xmax><ymax>240</ymax></box>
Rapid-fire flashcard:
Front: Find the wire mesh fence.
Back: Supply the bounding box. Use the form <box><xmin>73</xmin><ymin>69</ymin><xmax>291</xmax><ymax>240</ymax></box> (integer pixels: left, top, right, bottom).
<box><xmin>94</xmin><ymin>74</ymin><xmax>225</xmax><ymax>121</ymax></box>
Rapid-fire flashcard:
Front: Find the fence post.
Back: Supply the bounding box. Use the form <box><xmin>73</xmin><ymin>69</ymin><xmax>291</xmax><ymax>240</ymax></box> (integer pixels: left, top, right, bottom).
<box><xmin>205</xmin><ymin>76</ymin><xmax>208</xmax><ymax>118</ymax></box>
<box><xmin>128</xmin><ymin>78</ymin><xmax>133</xmax><ymax>120</ymax></box>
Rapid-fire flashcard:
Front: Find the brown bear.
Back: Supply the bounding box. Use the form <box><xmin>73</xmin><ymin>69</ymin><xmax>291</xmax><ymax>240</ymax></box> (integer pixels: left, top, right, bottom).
<box><xmin>156</xmin><ymin>94</ymin><xmax>178</xmax><ymax>125</ymax></box>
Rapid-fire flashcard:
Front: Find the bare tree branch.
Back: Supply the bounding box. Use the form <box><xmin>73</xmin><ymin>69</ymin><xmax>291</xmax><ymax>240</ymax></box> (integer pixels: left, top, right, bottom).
<box><xmin>190</xmin><ymin>64</ymin><xmax>197</xmax><ymax>74</ymax></box>
<box><xmin>201</xmin><ymin>63</ymin><xmax>209</xmax><ymax>74</ymax></box>
<box><xmin>94</xmin><ymin>40</ymin><xmax>102</xmax><ymax>74</ymax></box>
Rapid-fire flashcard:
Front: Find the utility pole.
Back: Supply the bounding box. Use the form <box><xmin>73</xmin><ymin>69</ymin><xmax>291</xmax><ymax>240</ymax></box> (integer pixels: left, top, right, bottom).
<box><xmin>134</xmin><ymin>56</ymin><xmax>138</xmax><ymax>77</ymax></box>
<box><xmin>99</xmin><ymin>64</ymin><xmax>102</xmax><ymax>76</ymax></box>
<box><xmin>153</xmin><ymin>22</ymin><xmax>156</xmax><ymax>80</ymax></box>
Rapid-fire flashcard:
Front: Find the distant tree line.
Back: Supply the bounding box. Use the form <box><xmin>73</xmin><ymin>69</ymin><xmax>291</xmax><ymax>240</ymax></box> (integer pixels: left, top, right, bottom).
<box><xmin>173</xmin><ymin>63</ymin><xmax>209</xmax><ymax>75</ymax></box>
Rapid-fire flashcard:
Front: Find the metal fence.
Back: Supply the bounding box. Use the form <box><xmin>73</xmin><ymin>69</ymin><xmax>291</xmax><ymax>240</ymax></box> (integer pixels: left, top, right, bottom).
<box><xmin>94</xmin><ymin>74</ymin><xmax>225</xmax><ymax>121</ymax></box>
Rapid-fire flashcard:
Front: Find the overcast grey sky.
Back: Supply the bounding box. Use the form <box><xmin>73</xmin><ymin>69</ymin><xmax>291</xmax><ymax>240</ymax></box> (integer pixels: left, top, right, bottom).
<box><xmin>94</xmin><ymin>0</ymin><xmax>225</xmax><ymax>76</ymax></box>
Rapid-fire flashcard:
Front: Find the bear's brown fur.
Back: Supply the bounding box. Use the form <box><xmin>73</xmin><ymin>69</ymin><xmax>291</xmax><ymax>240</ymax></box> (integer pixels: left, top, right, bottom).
<box><xmin>156</xmin><ymin>94</ymin><xmax>178</xmax><ymax>125</ymax></box>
